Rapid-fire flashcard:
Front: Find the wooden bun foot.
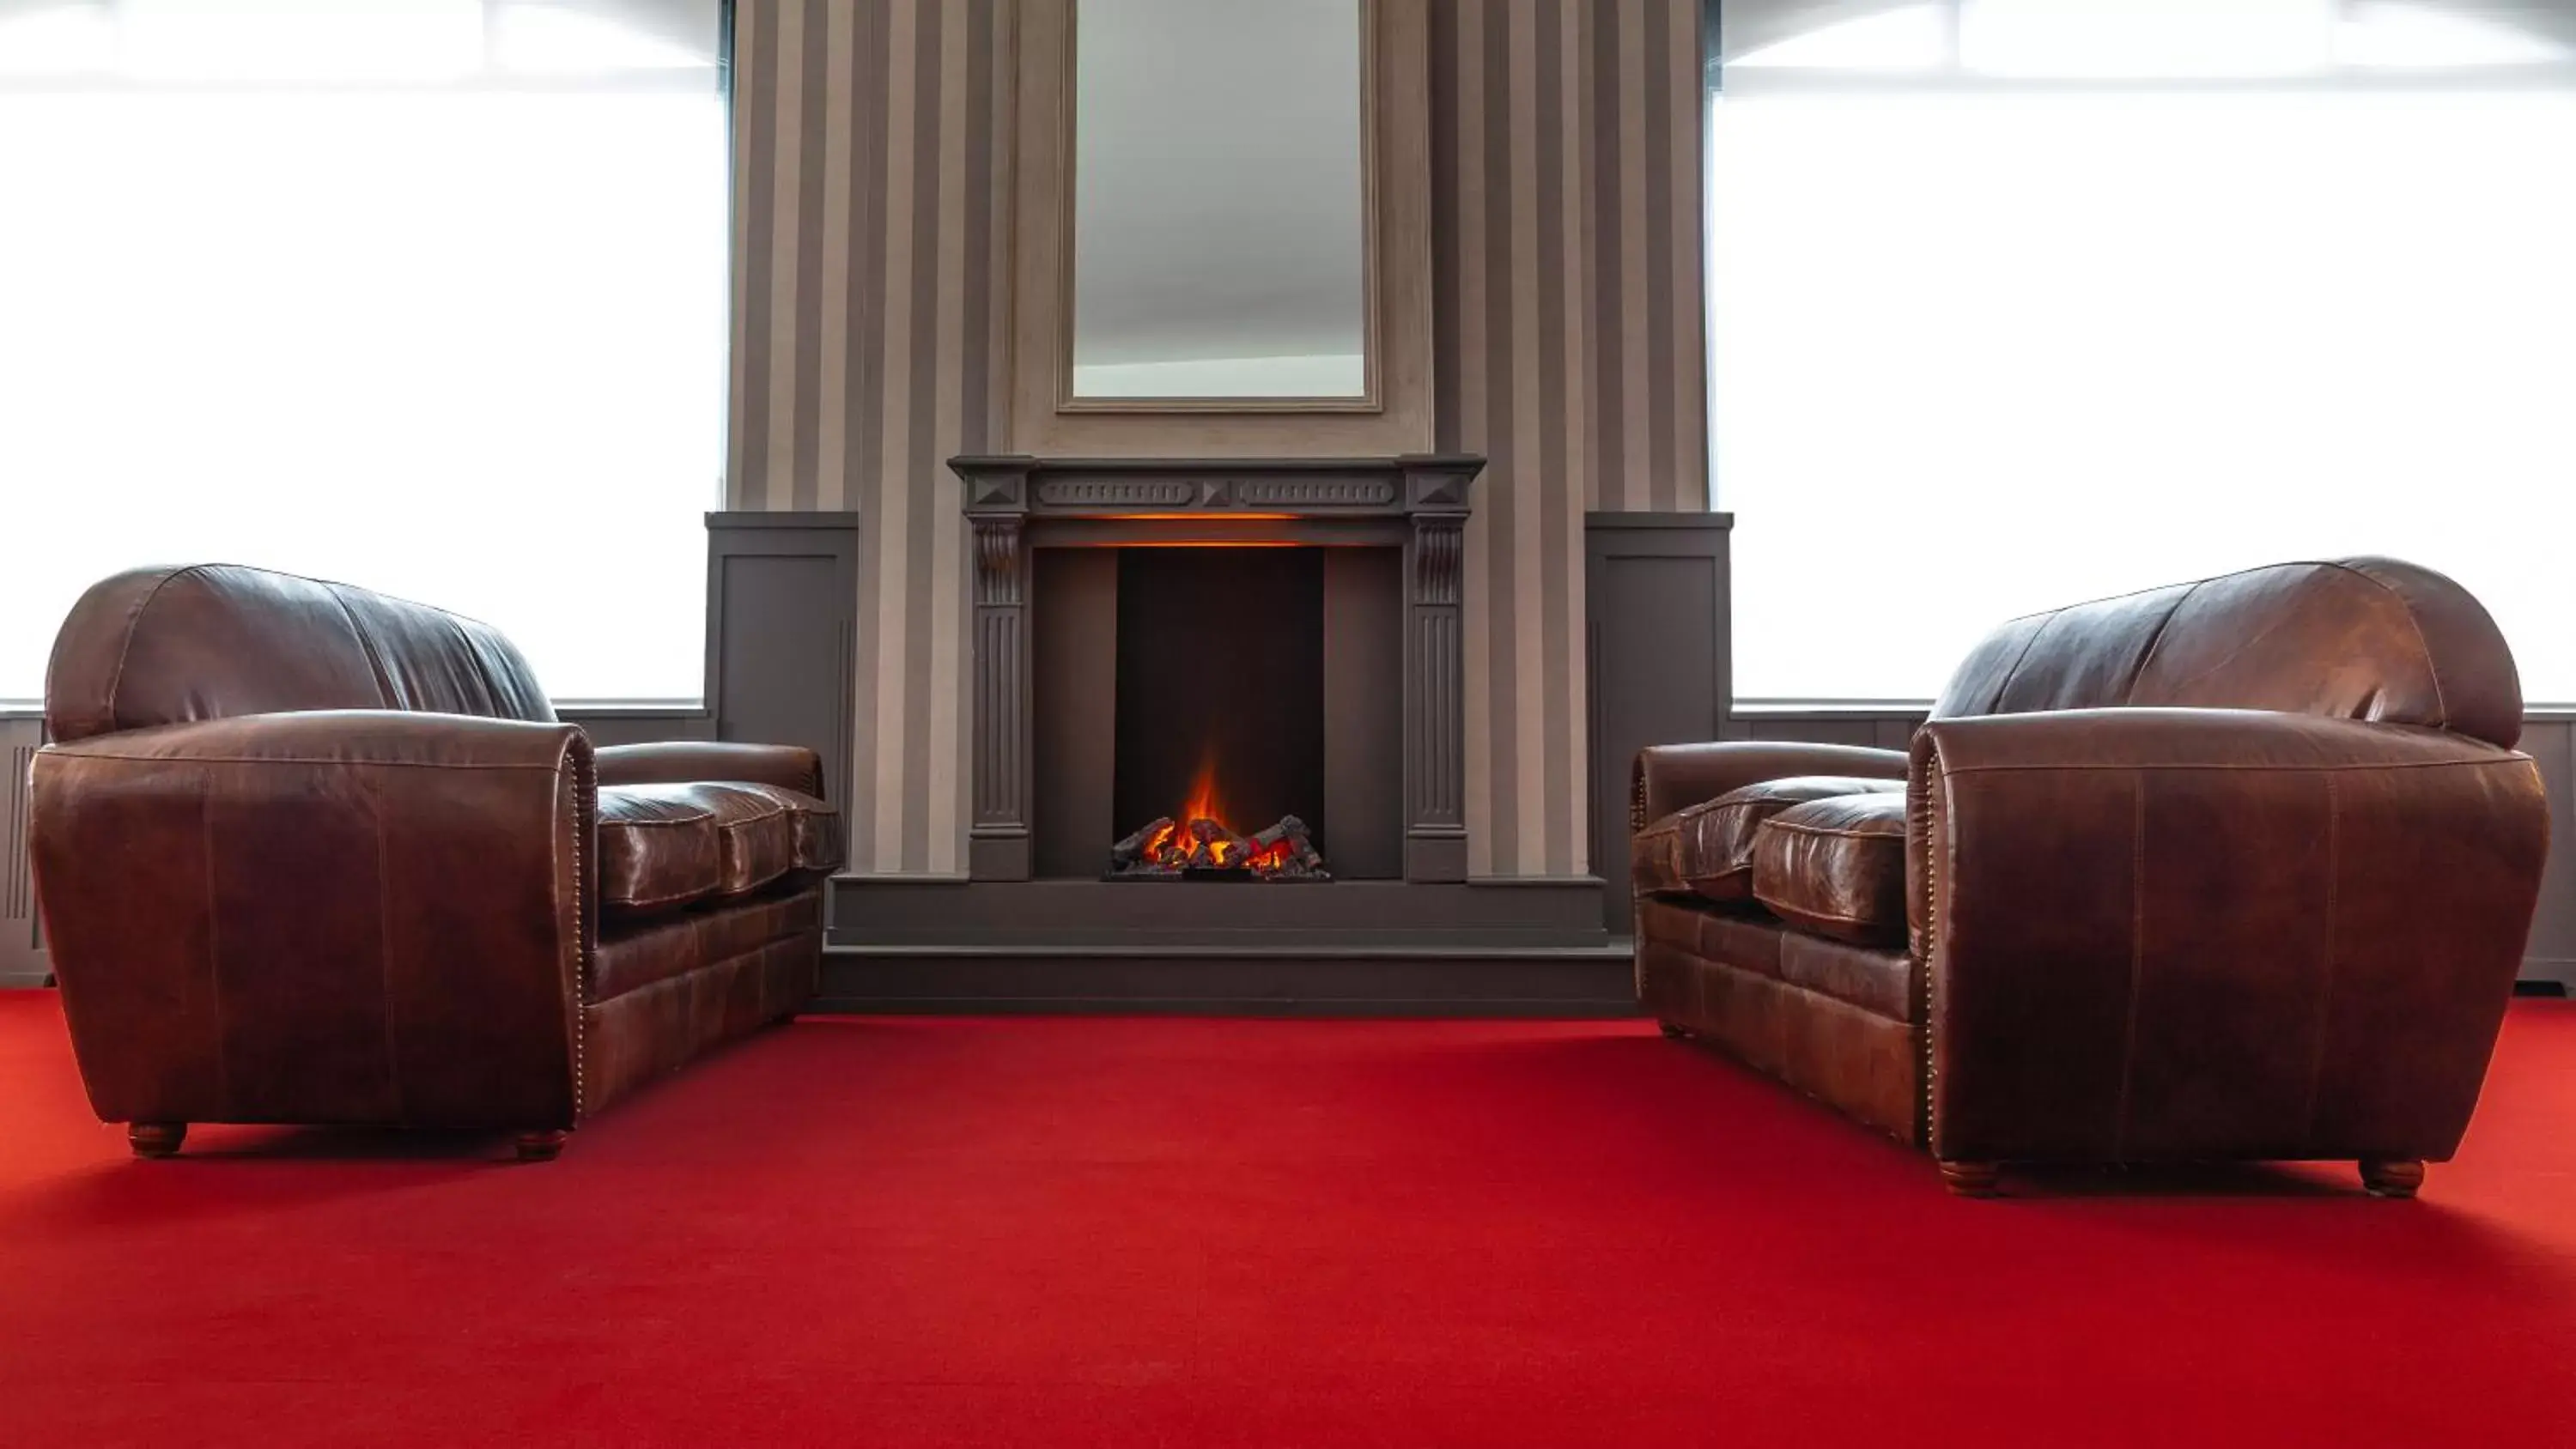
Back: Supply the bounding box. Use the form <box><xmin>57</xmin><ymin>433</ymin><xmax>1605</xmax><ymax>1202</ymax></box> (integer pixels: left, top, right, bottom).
<box><xmin>128</xmin><ymin>1123</ymin><xmax>187</xmax><ymax>1159</ymax></box>
<box><xmin>2360</xmin><ymin>1157</ymin><xmax>2425</xmax><ymax>1199</ymax></box>
<box><xmin>1938</xmin><ymin>1160</ymin><xmax>2002</xmax><ymax>1197</ymax></box>
<box><xmin>1656</xmin><ymin>1021</ymin><xmax>1690</xmax><ymax>1040</ymax></box>
<box><xmin>513</xmin><ymin>1130</ymin><xmax>570</xmax><ymax>1163</ymax></box>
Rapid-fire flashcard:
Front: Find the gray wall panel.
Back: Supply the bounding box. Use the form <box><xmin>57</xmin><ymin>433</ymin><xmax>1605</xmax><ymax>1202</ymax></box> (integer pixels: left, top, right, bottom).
<box><xmin>1586</xmin><ymin>513</ymin><xmax>1730</xmax><ymax>933</ymax></box>
<box><xmin>705</xmin><ymin>512</ymin><xmax>860</xmax><ymax>809</ymax></box>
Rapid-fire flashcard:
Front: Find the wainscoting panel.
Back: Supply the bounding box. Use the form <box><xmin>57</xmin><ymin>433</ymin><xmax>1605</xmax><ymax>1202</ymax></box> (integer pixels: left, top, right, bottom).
<box><xmin>706</xmin><ymin>512</ymin><xmax>860</xmax><ymax>810</ymax></box>
<box><xmin>1586</xmin><ymin>512</ymin><xmax>1730</xmax><ymax>934</ymax></box>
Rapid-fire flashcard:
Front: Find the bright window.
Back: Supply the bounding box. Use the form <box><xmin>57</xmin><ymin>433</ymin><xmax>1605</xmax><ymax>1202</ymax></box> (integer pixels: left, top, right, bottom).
<box><xmin>0</xmin><ymin>1</ymin><xmax>728</xmax><ymax>706</ymax></box>
<box><xmin>1714</xmin><ymin>3</ymin><xmax>2576</xmax><ymax>704</ymax></box>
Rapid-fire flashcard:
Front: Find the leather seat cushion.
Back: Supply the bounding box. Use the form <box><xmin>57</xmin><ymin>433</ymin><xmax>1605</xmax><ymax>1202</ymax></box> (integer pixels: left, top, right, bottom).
<box><xmin>597</xmin><ymin>785</ymin><xmax>727</xmax><ymax>913</ymax></box>
<box><xmin>596</xmin><ymin>782</ymin><xmax>841</xmax><ymax>919</ymax></box>
<box><xmin>718</xmin><ymin>782</ymin><xmax>847</xmax><ymax>878</ymax></box>
<box><xmin>1751</xmin><ymin>791</ymin><xmax>1909</xmax><ymax>948</ymax></box>
<box><xmin>1633</xmin><ymin>775</ymin><xmax>1905</xmax><ymax>904</ymax></box>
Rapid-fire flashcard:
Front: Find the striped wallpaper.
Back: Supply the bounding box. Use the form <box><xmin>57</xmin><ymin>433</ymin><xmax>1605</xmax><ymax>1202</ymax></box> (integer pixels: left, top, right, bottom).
<box><xmin>725</xmin><ymin>0</ymin><xmax>1710</xmax><ymax>879</ymax></box>
<box><xmin>727</xmin><ymin>0</ymin><xmax>1010</xmax><ymax>877</ymax></box>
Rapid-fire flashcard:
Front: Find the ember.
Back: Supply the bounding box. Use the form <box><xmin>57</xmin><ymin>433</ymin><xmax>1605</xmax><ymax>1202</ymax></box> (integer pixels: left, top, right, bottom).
<box><xmin>1107</xmin><ymin>761</ymin><xmax>1328</xmax><ymax>882</ymax></box>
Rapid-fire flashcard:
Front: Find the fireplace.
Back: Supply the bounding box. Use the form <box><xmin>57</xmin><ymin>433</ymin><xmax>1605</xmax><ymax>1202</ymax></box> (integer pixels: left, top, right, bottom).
<box><xmin>953</xmin><ymin>454</ymin><xmax>1479</xmax><ymax>885</ymax></box>
<box><xmin>821</xmin><ymin>452</ymin><xmax>1620</xmax><ymax>1008</ymax></box>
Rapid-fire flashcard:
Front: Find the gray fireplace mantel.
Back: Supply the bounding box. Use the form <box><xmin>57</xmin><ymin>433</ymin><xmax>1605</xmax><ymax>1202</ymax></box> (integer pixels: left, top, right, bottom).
<box><xmin>950</xmin><ymin>453</ymin><xmax>1484</xmax><ymax>883</ymax></box>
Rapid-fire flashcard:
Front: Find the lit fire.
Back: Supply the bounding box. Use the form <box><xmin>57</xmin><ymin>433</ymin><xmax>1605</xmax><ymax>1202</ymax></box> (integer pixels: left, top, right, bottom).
<box><xmin>1131</xmin><ymin>758</ymin><xmax>1303</xmax><ymax>875</ymax></box>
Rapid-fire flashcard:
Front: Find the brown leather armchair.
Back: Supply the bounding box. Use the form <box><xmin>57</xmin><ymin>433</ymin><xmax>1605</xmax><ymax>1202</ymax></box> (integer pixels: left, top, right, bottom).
<box><xmin>28</xmin><ymin>564</ymin><xmax>845</xmax><ymax>1161</ymax></box>
<box><xmin>1632</xmin><ymin>558</ymin><xmax>2549</xmax><ymax>1197</ymax></box>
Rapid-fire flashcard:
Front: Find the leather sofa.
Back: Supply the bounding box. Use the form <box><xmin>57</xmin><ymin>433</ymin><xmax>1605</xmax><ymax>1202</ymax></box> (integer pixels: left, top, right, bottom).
<box><xmin>28</xmin><ymin>564</ymin><xmax>845</xmax><ymax>1161</ymax></box>
<box><xmin>1632</xmin><ymin>558</ymin><xmax>2549</xmax><ymax>1197</ymax></box>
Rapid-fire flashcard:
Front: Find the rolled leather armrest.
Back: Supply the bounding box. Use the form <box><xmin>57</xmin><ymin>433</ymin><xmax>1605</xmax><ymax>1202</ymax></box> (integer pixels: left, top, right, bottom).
<box><xmin>29</xmin><ymin>711</ymin><xmax>595</xmax><ymax>1131</ymax></box>
<box><xmin>1908</xmin><ymin>707</ymin><xmax>2549</xmax><ymax>1167</ymax></box>
<box><xmin>594</xmin><ymin>740</ymin><xmax>824</xmax><ymax>798</ymax></box>
<box><xmin>1632</xmin><ymin>740</ymin><xmax>1910</xmax><ymax>827</ymax></box>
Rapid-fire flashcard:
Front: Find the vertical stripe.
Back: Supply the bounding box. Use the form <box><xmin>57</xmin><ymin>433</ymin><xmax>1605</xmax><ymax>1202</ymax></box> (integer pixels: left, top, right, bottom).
<box><xmin>923</xmin><ymin>0</ymin><xmax>971</xmax><ymax>875</ymax></box>
<box><xmin>867</xmin><ymin>0</ymin><xmax>920</xmax><ymax>870</ymax></box>
<box><xmin>1589</xmin><ymin>0</ymin><xmax>1621</xmax><ymax>512</ymax></box>
<box><xmin>788</xmin><ymin>0</ymin><xmax>829</xmax><ymax>510</ymax></box>
<box><xmin>1534</xmin><ymin>0</ymin><xmax>1570</xmax><ymax>876</ymax></box>
<box><xmin>898</xmin><ymin>0</ymin><xmax>946</xmax><ymax>872</ymax></box>
<box><xmin>1429</xmin><ymin>0</ymin><xmax>1461</xmax><ymax>457</ymax></box>
<box><xmin>1480</xmin><ymin>0</ymin><xmax>1518</xmax><ymax>876</ymax></box>
<box><xmin>1669</xmin><ymin>0</ymin><xmax>1707</xmax><ymax>510</ymax></box>
<box><xmin>1507</xmin><ymin>0</ymin><xmax>1545</xmax><ymax>875</ymax></box>
<box><xmin>761</xmin><ymin>0</ymin><xmax>805</xmax><ymax>511</ymax></box>
<box><xmin>729</xmin><ymin>0</ymin><xmax>772</xmax><ymax>510</ymax></box>
<box><xmin>1617</xmin><ymin>0</ymin><xmax>1652</xmax><ymax>514</ymax></box>
<box><xmin>1641</xmin><ymin>0</ymin><xmax>1677</xmax><ymax>514</ymax></box>
<box><xmin>811</xmin><ymin>0</ymin><xmax>854</xmax><ymax>513</ymax></box>
<box><xmin>843</xmin><ymin>0</ymin><xmax>890</xmax><ymax>871</ymax></box>
<box><xmin>961</xmin><ymin>0</ymin><xmax>997</xmax><ymax>458</ymax></box>
<box><xmin>1555</xmin><ymin>0</ymin><xmax>1589</xmax><ymax>876</ymax></box>
<box><xmin>1451</xmin><ymin>0</ymin><xmax>1496</xmax><ymax>880</ymax></box>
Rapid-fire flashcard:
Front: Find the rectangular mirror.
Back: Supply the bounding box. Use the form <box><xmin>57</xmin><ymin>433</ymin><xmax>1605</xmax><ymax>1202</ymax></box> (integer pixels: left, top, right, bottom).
<box><xmin>1067</xmin><ymin>0</ymin><xmax>1374</xmax><ymax>407</ymax></box>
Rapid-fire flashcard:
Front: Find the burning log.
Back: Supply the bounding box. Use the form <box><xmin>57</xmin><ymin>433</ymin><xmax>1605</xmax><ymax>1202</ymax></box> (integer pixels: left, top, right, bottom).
<box><xmin>1243</xmin><ymin>815</ymin><xmax>1326</xmax><ymax>876</ymax></box>
<box><xmin>1110</xmin><ymin>816</ymin><xmax>1176</xmax><ymax>871</ymax></box>
<box><xmin>1178</xmin><ymin>817</ymin><xmax>1250</xmax><ymax>870</ymax></box>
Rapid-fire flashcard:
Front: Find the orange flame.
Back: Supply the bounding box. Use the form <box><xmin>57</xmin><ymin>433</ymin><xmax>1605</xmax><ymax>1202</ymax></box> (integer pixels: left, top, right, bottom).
<box><xmin>1182</xmin><ymin>757</ymin><xmax>1224</xmax><ymax>832</ymax></box>
<box><xmin>1134</xmin><ymin>755</ymin><xmax>1292</xmax><ymax>871</ymax></box>
<box><xmin>1182</xmin><ymin>757</ymin><xmax>1232</xmax><ymax>864</ymax></box>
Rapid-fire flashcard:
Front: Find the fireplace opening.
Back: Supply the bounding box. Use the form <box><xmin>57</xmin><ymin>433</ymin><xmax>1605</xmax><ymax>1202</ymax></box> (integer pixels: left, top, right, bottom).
<box><xmin>1108</xmin><ymin>549</ymin><xmax>1327</xmax><ymax>881</ymax></box>
<box><xmin>1029</xmin><ymin>541</ymin><xmax>1404</xmax><ymax>883</ymax></box>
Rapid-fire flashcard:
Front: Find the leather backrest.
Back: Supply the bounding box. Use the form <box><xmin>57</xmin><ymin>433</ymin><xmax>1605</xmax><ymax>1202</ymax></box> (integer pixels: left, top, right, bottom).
<box><xmin>1929</xmin><ymin>557</ymin><xmax>2524</xmax><ymax>749</ymax></box>
<box><xmin>45</xmin><ymin>563</ymin><xmax>556</xmax><ymax>743</ymax></box>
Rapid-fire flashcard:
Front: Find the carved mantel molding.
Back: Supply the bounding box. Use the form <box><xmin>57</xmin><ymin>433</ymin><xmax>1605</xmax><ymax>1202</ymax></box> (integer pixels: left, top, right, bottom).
<box><xmin>950</xmin><ymin>454</ymin><xmax>1485</xmax><ymax>883</ymax></box>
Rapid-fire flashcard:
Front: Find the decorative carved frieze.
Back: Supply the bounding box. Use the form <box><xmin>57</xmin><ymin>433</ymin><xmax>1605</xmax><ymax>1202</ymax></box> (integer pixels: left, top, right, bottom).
<box><xmin>951</xmin><ymin>454</ymin><xmax>1481</xmax><ymax>520</ymax></box>
<box><xmin>1035</xmin><ymin>478</ymin><xmax>1196</xmax><ymax>509</ymax></box>
<box><xmin>1235</xmin><ymin>477</ymin><xmax>1399</xmax><ymax>508</ymax></box>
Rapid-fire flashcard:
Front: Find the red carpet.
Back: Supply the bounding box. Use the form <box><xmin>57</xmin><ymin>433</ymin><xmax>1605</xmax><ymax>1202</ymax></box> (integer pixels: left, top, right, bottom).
<box><xmin>3</xmin><ymin>993</ymin><xmax>2573</xmax><ymax>1446</ymax></box>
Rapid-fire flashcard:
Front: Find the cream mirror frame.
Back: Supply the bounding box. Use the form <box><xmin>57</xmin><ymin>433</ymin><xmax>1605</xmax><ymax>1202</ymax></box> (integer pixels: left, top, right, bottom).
<box><xmin>1011</xmin><ymin>0</ymin><xmax>1434</xmax><ymax>457</ymax></box>
<box><xmin>1067</xmin><ymin>0</ymin><xmax>1373</xmax><ymax>409</ymax></box>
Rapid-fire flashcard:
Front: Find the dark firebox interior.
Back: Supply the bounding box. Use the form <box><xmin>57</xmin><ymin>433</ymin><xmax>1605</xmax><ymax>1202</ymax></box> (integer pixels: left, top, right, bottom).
<box><xmin>1028</xmin><ymin>542</ymin><xmax>1402</xmax><ymax>882</ymax></box>
<box><xmin>1111</xmin><ymin>549</ymin><xmax>1327</xmax><ymax>857</ymax></box>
